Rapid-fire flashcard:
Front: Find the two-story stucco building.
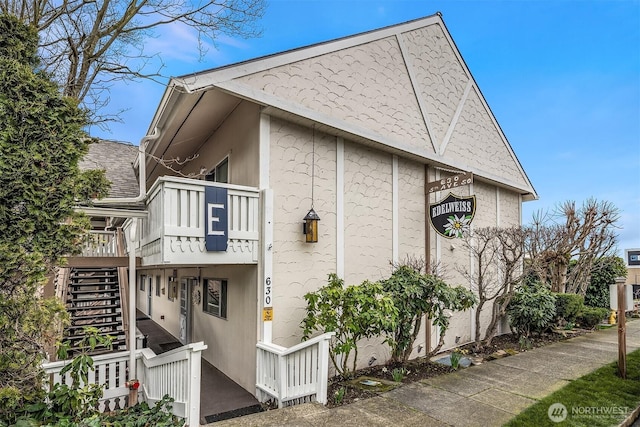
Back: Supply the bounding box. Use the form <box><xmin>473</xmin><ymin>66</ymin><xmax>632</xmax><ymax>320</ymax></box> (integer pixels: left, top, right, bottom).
<box><xmin>99</xmin><ymin>13</ymin><xmax>537</xmax><ymax>400</ymax></box>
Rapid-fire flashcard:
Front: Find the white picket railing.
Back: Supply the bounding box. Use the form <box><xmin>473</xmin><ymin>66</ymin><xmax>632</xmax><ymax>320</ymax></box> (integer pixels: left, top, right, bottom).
<box><xmin>138</xmin><ymin>342</ymin><xmax>207</xmax><ymax>425</ymax></box>
<box><xmin>42</xmin><ymin>351</ymin><xmax>130</xmax><ymax>413</ymax></box>
<box><xmin>139</xmin><ymin>176</ymin><xmax>260</xmax><ymax>265</ymax></box>
<box><xmin>256</xmin><ymin>333</ymin><xmax>334</xmax><ymax>408</ymax></box>
<box><xmin>42</xmin><ymin>342</ymin><xmax>206</xmax><ymax>426</ymax></box>
<box><xmin>81</xmin><ymin>231</ymin><xmax>118</xmax><ymax>257</ymax></box>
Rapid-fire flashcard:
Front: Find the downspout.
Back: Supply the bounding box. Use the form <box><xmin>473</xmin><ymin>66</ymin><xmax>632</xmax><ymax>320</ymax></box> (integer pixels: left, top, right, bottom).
<box><xmin>93</xmin><ymin>127</ymin><xmax>161</xmax><ymax>205</ymax></box>
<box><xmin>126</xmin><ymin>218</ymin><xmax>138</xmax><ymax>400</ymax></box>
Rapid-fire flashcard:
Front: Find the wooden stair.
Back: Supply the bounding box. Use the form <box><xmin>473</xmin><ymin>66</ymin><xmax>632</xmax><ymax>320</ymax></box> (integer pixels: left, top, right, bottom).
<box><xmin>64</xmin><ymin>267</ymin><xmax>127</xmax><ymax>356</ymax></box>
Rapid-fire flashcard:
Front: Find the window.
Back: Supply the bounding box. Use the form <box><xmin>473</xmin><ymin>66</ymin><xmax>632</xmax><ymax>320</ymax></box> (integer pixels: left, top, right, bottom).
<box><xmin>155</xmin><ymin>276</ymin><xmax>161</xmax><ymax>297</ymax></box>
<box><xmin>139</xmin><ymin>275</ymin><xmax>145</xmax><ymax>291</ymax></box>
<box><xmin>205</xmin><ymin>157</ymin><xmax>228</xmax><ymax>183</ymax></box>
<box><xmin>203</xmin><ymin>279</ymin><xmax>227</xmax><ymax>319</ymax></box>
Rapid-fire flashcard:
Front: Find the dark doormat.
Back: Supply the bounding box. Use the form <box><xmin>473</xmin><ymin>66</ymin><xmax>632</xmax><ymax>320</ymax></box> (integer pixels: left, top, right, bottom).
<box><xmin>203</xmin><ymin>404</ymin><xmax>264</xmax><ymax>424</ymax></box>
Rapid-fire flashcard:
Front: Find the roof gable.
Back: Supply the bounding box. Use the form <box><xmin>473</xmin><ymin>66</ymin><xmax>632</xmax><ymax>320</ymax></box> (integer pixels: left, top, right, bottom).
<box><xmin>237</xmin><ymin>35</ymin><xmax>436</xmax><ymax>155</ymax></box>
<box><xmin>170</xmin><ymin>14</ymin><xmax>536</xmax><ymax>198</ymax></box>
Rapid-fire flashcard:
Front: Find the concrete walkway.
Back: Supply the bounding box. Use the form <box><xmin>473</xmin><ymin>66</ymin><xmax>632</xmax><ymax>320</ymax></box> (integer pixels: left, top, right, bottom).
<box><xmin>208</xmin><ymin>319</ymin><xmax>640</xmax><ymax>426</ymax></box>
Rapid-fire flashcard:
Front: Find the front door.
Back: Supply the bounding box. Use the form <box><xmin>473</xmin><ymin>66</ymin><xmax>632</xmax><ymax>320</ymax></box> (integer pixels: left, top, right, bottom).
<box><xmin>179</xmin><ymin>279</ymin><xmax>191</xmax><ymax>344</ymax></box>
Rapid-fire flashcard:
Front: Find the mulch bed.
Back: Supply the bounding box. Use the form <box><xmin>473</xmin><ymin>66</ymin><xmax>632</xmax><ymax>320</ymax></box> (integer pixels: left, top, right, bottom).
<box><xmin>325</xmin><ymin>328</ymin><xmax>594</xmax><ymax>408</ymax></box>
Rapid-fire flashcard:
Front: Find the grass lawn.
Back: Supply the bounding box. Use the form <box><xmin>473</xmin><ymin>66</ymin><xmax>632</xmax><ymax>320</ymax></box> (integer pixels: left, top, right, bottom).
<box><xmin>504</xmin><ymin>348</ymin><xmax>640</xmax><ymax>426</ymax></box>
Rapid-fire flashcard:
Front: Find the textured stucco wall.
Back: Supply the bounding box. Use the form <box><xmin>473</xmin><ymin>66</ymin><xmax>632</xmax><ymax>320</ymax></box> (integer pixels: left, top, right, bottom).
<box><xmin>472</xmin><ymin>181</ymin><xmax>498</xmax><ymax>229</ymax></box>
<box><xmin>402</xmin><ymin>25</ymin><xmax>469</xmax><ymax>146</ymax></box>
<box><xmin>500</xmin><ymin>189</ymin><xmax>522</xmax><ymax>227</ymax></box>
<box><xmin>266</xmin><ymin>116</ymin><xmax>525</xmax><ymax>361</ymax></box>
<box><xmin>239</xmin><ymin>37</ymin><xmax>432</xmax><ymax>154</ymax></box>
<box><xmin>398</xmin><ymin>158</ymin><xmax>426</xmax><ymax>261</ymax></box>
<box><xmin>234</xmin><ymin>21</ymin><xmax>531</xmax><ymax>191</ymax></box>
<box><xmin>269</xmin><ymin>119</ymin><xmax>337</xmax><ymax>346</ymax></box>
<box><xmin>343</xmin><ymin>142</ymin><xmax>393</xmax><ymax>284</ymax></box>
<box><xmin>444</xmin><ymin>89</ymin><xmax>528</xmax><ymax>188</ymax></box>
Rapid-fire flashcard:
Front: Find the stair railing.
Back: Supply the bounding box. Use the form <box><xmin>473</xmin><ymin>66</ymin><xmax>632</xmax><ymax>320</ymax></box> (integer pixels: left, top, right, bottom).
<box><xmin>256</xmin><ymin>332</ymin><xmax>334</xmax><ymax>408</ymax></box>
<box><xmin>137</xmin><ymin>342</ymin><xmax>207</xmax><ymax>426</ymax></box>
<box><xmin>42</xmin><ymin>342</ymin><xmax>207</xmax><ymax>425</ymax></box>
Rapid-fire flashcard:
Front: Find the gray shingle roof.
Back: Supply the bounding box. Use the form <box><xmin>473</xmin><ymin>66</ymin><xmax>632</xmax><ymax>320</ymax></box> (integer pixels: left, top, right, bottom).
<box><xmin>79</xmin><ymin>140</ymin><xmax>140</xmax><ymax>198</ymax></box>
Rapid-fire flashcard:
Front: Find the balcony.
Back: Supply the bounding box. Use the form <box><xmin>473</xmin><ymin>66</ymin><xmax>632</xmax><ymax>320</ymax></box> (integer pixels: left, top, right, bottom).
<box><xmin>139</xmin><ymin>176</ymin><xmax>260</xmax><ymax>266</ymax></box>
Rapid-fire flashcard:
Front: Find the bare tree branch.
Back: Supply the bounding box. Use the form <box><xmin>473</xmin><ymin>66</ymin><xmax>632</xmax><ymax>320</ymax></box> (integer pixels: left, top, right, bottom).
<box><xmin>525</xmin><ymin>199</ymin><xmax>620</xmax><ymax>294</ymax></box>
<box><xmin>458</xmin><ymin>226</ymin><xmax>527</xmax><ymax>349</ymax></box>
<box><xmin>2</xmin><ymin>0</ymin><xmax>266</xmax><ymax>124</ymax></box>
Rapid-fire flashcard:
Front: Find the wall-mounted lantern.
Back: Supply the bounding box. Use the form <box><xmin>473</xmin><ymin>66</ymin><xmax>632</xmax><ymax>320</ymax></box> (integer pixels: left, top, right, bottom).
<box><xmin>303</xmin><ymin>208</ymin><xmax>320</xmax><ymax>243</ymax></box>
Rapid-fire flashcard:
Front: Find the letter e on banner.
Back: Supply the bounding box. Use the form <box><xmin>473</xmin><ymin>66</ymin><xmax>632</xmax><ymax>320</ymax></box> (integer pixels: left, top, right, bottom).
<box><xmin>204</xmin><ymin>186</ymin><xmax>228</xmax><ymax>251</ymax></box>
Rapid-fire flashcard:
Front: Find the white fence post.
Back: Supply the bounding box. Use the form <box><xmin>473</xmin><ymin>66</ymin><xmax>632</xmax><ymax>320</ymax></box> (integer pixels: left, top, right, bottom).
<box><xmin>277</xmin><ymin>353</ymin><xmax>287</xmax><ymax>408</ymax></box>
<box><xmin>187</xmin><ymin>343</ymin><xmax>205</xmax><ymax>426</ymax></box>
<box><xmin>316</xmin><ymin>334</ymin><xmax>332</xmax><ymax>405</ymax></box>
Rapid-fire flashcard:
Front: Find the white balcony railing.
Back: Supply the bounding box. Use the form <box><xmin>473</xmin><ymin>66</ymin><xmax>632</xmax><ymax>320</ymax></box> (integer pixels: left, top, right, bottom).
<box><xmin>139</xmin><ymin>176</ymin><xmax>260</xmax><ymax>265</ymax></box>
<box><xmin>42</xmin><ymin>342</ymin><xmax>206</xmax><ymax>426</ymax></box>
<box><xmin>81</xmin><ymin>231</ymin><xmax>118</xmax><ymax>257</ymax></box>
<box><xmin>256</xmin><ymin>333</ymin><xmax>334</xmax><ymax>408</ymax></box>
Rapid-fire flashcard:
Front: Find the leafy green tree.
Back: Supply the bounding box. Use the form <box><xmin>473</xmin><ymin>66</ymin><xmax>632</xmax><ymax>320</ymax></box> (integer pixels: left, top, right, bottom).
<box><xmin>585</xmin><ymin>256</ymin><xmax>627</xmax><ymax>308</ymax></box>
<box><xmin>0</xmin><ymin>13</ymin><xmax>109</xmax><ymax>418</ymax></box>
<box><xmin>380</xmin><ymin>264</ymin><xmax>476</xmax><ymax>363</ymax></box>
<box><xmin>301</xmin><ymin>274</ymin><xmax>397</xmax><ymax>377</ymax></box>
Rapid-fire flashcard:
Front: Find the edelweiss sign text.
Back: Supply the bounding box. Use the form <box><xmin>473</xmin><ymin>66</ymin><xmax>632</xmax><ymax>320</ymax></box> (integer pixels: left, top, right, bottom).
<box><xmin>429</xmin><ymin>193</ymin><xmax>476</xmax><ymax>238</ymax></box>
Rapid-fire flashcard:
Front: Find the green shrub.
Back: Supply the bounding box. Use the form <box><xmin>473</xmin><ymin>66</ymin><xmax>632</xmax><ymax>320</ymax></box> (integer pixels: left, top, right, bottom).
<box><xmin>380</xmin><ymin>264</ymin><xmax>476</xmax><ymax>363</ymax></box>
<box><xmin>96</xmin><ymin>395</ymin><xmax>182</xmax><ymax>426</ymax></box>
<box><xmin>2</xmin><ymin>329</ymin><xmax>183</xmax><ymax>426</ymax></box>
<box><xmin>585</xmin><ymin>256</ymin><xmax>627</xmax><ymax>309</ymax></box>
<box><xmin>507</xmin><ymin>283</ymin><xmax>557</xmax><ymax>338</ymax></box>
<box><xmin>553</xmin><ymin>292</ymin><xmax>584</xmax><ymax>324</ymax></box>
<box><xmin>301</xmin><ymin>274</ymin><xmax>397</xmax><ymax>377</ymax></box>
<box><xmin>577</xmin><ymin>306</ymin><xmax>610</xmax><ymax>329</ymax></box>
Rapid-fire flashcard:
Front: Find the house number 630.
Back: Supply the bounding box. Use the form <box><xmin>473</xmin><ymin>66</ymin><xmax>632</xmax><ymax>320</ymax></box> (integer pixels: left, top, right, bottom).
<box><xmin>265</xmin><ymin>277</ymin><xmax>272</xmax><ymax>305</ymax></box>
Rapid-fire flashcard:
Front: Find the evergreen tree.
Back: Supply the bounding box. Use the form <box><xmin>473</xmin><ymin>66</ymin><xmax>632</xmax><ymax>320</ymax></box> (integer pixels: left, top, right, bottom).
<box><xmin>584</xmin><ymin>256</ymin><xmax>627</xmax><ymax>309</ymax></box>
<box><xmin>0</xmin><ymin>14</ymin><xmax>109</xmax><ymax>417</ymax></box>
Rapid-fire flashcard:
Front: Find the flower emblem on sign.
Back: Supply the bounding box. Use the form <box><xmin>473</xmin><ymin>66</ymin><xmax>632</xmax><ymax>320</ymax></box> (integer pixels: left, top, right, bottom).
<box><xmin>444</xmin><ymin>214</ymin><xmax>472</xmax><ymax>238</ymax></box>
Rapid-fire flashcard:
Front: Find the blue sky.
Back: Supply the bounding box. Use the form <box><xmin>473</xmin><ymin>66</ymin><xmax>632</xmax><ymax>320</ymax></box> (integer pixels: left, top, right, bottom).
<box><xmin>92</xmin><ymin>0</ymin><xmax>640</xmax><ymax>254</ymax></box>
